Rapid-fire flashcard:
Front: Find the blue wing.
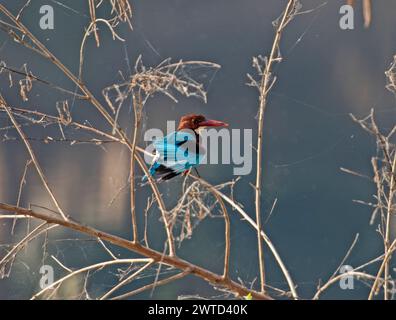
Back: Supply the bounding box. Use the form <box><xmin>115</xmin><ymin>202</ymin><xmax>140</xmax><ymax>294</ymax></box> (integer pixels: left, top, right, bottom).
<box><xmin>143</xmin><ymin>131</ymin><xmax>205</xmax><ymax>182</ymax></box>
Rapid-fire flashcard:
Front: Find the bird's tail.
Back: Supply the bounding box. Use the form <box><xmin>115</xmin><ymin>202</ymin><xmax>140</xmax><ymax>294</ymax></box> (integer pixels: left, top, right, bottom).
<box><xmin>141</xmin><ymin>161</ymin><xmax>182</xmax><ymax>184</ymax></box>
<box><xmin>141</xmin><ymin>163</ymin><xmax>159</xmax><ymax>183</ymax></box>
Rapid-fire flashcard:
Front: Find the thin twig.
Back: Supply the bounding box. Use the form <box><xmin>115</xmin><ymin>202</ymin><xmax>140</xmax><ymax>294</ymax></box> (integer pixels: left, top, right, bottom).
<box><xmin>16</xmin><ymin>0</ymin><xmax>31</xmax><ymax>21</ymax></box>
<box><xmin>12</xmin><ymin>159</ymin><xmax>32</xmax><ymax>234</ymax></box>
<box><xmin>32</xmin><ymin>258</ymin><xmax>153</xmax><ymax>299</ymax></box>
<box><xmin>382</xmin><ymin>153</ymin><xmax>396</xmax><ymax>300</ymax></box>
<box><xmin>130</xmin><ymin>89</ymin><xmax>141</xmax><ymax>242</ymax></box>
<box><xmin>0</xmin><ymin>202</ymin><xmax>272</xmax><ymax>300</ymax></box>
<box><xmin>254</xmin><ymin>0</ymin><xmax>297</xmax><ymax>293</ymax></box>
<box><xmin>97</xmin><ymin>238</ymin><xmax>118</xmax><ymax>260</ymax></box>
<box><xmin>0</xmin><ymin>222</ymin><xmax>57</xmax><ymax>276</ymax></box>
<box><xmin>190</xmin><ymin>175</ymin><xmax>298</xmax><ymax>299</ymax></box>
<box><xmin>0</xmin><ymin>94</ymin><xmax>68</xmax><ymax>220</ymax></box>
<box><xmin>369</xmin><ymin>240</ymin><xmax>396</xmax><ymax>299</ymax></box>
<box><xmin>112</xmin><ymin>271</ymin><xmax>188</xmax><ymax>300</ymax></box>
<box><xmin>195</xmin><ymin>178</ymin><xmax>231</xmax><ymax>279</ymax></box>
<box><xmin>362</xmin><ymin>0</ymin><xmax>372</xmax><ymax>28</ymax></box>
<box><xmin>99</xmin><ymin>260</ymin><xmax>155</xmax><ymax>300</ymax></box>
<box><xmin>313</xmin><ymin>233</ymin><xmax>359</xmax><ymax>299</ymax></box>
<box><xmin>0</xmin><ymin>4</ymin><xmax>174</xmax><ymax>256</ymax></box>
<box><xmin>88</xmin><ymin>0</ymin><xmax>100</xmax><ymax>47</ymax></box>
<box><xmin>314</xmin><ymin>271</ymin><xmax>382</xmax><ymax>300</ymax></box>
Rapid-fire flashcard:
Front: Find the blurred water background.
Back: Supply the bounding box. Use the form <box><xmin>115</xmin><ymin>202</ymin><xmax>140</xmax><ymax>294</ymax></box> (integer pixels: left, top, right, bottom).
<box><xmin>1</xmin><ymin>0</ymin><xmax>396</xmax><ymax>299</ymax></box>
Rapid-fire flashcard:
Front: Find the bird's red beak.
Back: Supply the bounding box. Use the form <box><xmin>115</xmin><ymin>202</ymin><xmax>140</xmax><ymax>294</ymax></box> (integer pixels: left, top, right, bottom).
<box><xmin>199</xmin><ymin>119</ymin><xmax>228</xmax><ymax>128</ymax></box>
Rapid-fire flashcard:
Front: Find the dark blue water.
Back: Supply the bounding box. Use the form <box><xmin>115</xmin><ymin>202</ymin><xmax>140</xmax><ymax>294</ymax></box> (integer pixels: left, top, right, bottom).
<box><xmin>0</xmin><ymin>0</ymin><xmax>396</xmax><ymax>299</ymax></box>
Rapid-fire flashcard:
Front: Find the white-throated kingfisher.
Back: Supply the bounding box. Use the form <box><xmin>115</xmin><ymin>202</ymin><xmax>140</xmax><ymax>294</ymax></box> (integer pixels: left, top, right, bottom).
<box><xmin>143</xmin><ymin>114</ymin><xmax>228</xmax><ymax>182</ymax></box>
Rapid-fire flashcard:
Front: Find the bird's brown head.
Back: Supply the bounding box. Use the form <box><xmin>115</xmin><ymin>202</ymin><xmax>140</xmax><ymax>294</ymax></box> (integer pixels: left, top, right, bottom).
<box><xmin>177</xmin><ymin>114</ymin><xmax>228</xmax><ymax>131</ymax></box>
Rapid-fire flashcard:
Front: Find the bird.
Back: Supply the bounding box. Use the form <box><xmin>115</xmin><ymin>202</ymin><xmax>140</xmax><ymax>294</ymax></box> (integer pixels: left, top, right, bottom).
<box><xmin>143</xmin><ymin>114</ymin><xmax>228</xmax><ymax>182</ymax></box>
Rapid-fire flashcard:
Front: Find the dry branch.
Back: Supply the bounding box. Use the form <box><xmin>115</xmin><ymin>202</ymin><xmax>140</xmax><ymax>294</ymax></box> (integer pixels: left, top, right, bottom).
<box><xmin>0</xmin><ymin>1</ymin><xmax>306</xmax><ymax>300</ymax></box>
<box><xmin>0</xmin><ymin>94</ymin><xmax>68</xmax><ymax>220</ymax></box>
<box><xmin>0</xmin><ymin>3</ymin><xmax>176</xmax><ymax>256</ymax></box>
<box><xmin>251</xmin><ymin>0</ymin><xmax>299</xmax><ymax>294</ymax></box>
<box><xmin>0</xmin><ymin>202</ymin><xmax>272</xmax><ymax>300</ymax></box>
